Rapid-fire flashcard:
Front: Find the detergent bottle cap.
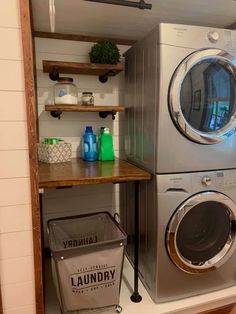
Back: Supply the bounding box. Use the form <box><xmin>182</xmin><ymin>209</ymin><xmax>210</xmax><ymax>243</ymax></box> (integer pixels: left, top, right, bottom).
<box><xmin>85</xmin><ymin>126</ymin><xmax>93</xmax><ymax>133</ymax></box>
<box><xmin>104</xmin><ymin>127</ymin><xmax>110</xmax><ymax>134</ymax></box>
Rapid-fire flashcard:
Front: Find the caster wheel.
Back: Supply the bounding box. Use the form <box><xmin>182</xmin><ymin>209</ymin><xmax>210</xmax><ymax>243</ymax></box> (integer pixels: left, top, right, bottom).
<box><xmin>115</xmin><ymin>305</ymin><xmax>122</xmax><ymax>313</ymax></box>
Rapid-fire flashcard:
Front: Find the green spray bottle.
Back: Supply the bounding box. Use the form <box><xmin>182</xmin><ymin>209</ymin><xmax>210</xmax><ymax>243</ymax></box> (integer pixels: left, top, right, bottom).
<box><xmin>98</xmin><ymin>127</ymin><xmax>115</xmax><ymax>161</ymax></box>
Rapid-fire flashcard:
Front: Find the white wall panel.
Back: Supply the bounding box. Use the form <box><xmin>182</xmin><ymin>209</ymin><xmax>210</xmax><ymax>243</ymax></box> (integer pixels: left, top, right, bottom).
<box><xmin>0</xmin><ymin>178</ymin><xmax>31</xmax><ymax>207</ymax></box>
<box><xmin>0</xmin><ymin>231</ymin><xmax>33</xmax><ymax>260</ymax></box>
<box><xmin>39</xmin><ymin>120</ymin><xmax>118</xmax><ymax>137</ymax></box>
<box><xmin>35</xmin><ymin>37</ymin><xmax>128</xmax><ymax>57</ymax></box>
<box><xmin>37</xmin><ymin>87</ymin><xmax>123</xmax><ymax>109</ymax></box>
<box><xmin>4</xmin><ymin>304</ymin><xmax>36</xmax><ymax>314</ymax></box>
<box><xmin>36</xmin><ymin>69</ymin><xmax>124</xmax><ymax>90</ymax></box>
<box><xmin>0</xmin><ymin>60</ymin><xmax>24</xmax><ymax>91</ymax></box>
<box><xmin>0</xmin><ymin>91</ymin><xmax>26</xmax><ymax>121</ymax></box>
<box><xmin>0</xmin><ymin>28</ymin><xmax>22</xmax><ymax>60</ymax></box>
<box><xmin>36</xmin><ymin>52</ymin><xmax>88</xmax><ymax>70</ymax></box>
<box><xmin>0</xmin><ymin>204</ymin><xmax>32</xmax><ymax>234</ymax></box>
<box><xmin>0</xmin><ymin>151</ymin><xmax>29</xmax><ymax>178</ymax></box>
<box><xmin>1</xmin><ymin>281</ymin><xmax>35</xmax><ymax>310</ymax></box>
<box><xmin>0</xmin><ymin>1</ymin><xmax>35</xmax><ymax>312</ymax></box>
<box><xmin>0</xmin><ymin>256</ymin><xmax>34</xmax><ymax>285</ymax></box>
<box><xmin>0</xmin><ymin>122</ymin><xmax>28</xmax><ymax>150</ymax></box>
<box><xmin>0</xmin><ymin>0</ymin><xmax>20</xmax><ymax>28</ymax></box>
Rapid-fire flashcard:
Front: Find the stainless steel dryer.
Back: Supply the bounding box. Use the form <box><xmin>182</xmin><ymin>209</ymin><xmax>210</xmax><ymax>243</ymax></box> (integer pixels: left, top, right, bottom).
<box><xmin>121</xmin><ymin>170</ymin><xmax>236</xmax><ymax>302</ymax></box>
<box><xmin>124</xmin><ymin>23</ymin><xmax>236</xmax><ymax>174</ymax></box>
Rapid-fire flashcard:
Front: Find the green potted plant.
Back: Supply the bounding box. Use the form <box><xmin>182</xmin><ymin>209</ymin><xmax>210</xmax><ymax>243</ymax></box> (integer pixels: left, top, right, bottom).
<box><xmin>89</xmin><ymin>41</ymin><xmax>121</xmax><ymax>64</ymax></box>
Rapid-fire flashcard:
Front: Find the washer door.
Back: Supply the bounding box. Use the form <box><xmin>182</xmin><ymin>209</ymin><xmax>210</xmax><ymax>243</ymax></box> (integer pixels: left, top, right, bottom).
<box><xmin>166</xmin><ymin>191</ymin><xmax>236</xmax><ymax>274</ymax></box>
<box><xmin>169</xmin><ymin>48</ymin><xmax>236</xmax><ymax>144</ymax></box>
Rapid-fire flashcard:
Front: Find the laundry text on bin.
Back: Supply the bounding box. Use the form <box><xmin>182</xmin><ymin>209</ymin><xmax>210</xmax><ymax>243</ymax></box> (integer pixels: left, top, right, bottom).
<box><xmin>71</xmin><ymin>268</ymin><xmax>116</xmax><ymax>288</ymax></box>
<box><xmin>63</xmin><ymin>235</ymin><xmax>98</xmax><ymax>249</ymax></box>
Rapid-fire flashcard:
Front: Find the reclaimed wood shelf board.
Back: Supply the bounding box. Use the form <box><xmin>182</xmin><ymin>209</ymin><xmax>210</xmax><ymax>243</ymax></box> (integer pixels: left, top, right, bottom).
<box><xmin>45</xmin><ymin>105</ymin><xmax>124</xmax><ymax>113</ymax></box>
<box><xmin>39</xmin><ymin>158</ymin><xmax>151</xmax><ymax>188</ymax></box>
<box><xmin>43</xmin><ymin>60</ymin><xmax>124</xmax><ymax>76</ymax></box>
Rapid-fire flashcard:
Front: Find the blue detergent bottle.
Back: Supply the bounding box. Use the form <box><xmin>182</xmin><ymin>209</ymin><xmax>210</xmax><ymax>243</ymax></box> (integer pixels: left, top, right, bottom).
<box><xmin>82</xmin><ymin>126</ymin><xmax>98</xmax><ymax>161</ymax></box>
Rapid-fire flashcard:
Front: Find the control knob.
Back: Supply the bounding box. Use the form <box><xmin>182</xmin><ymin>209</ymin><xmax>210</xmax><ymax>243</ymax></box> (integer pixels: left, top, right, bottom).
<box><xmin>208</xmin><ymin>31</ymin><xmax>220</xmax><ymax>43</ymax></box>
<box><xmin>202</xmin><ymin>176</ymin><xmax>212</xmax><ymax>186</ymax></box>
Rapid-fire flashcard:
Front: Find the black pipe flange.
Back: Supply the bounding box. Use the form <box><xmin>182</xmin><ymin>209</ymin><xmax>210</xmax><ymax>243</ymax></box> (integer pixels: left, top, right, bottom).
<box><xmin>49</xmin><ymin>68</ymin><xmax>60</xmax><ymax>81</ymax></box>
<box><xmin>50</xmin><ymin>110</ymin><xmax>62</xmax><ymax>119</ymax></box>
<box><xmin>99</xmin><ymin>74</ymin><xmax>108</xmax><ymax>83</ymax></box>
<box><xmin>99</xmin><ymin>111</ymin><xmax>116</xmax><ymax>120</ymax></box>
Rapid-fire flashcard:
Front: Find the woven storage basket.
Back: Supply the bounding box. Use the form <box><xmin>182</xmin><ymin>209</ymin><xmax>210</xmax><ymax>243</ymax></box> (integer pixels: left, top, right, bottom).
<box><xmin>38</xmin><ymin>142</ymin><xmax>72</xmax><ymax>163</ymax></box>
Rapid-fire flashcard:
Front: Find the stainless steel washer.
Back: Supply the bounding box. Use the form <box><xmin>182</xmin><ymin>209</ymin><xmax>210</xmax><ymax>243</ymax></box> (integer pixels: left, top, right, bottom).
<box><xmin>166</xmin><ymin>191</ymin><xmax>236</xmax><ymax>274</ymax></box>
<box><xmin>121</xmin><ymin>169</ymin><xmax>236</xmax><ymax>302</ymax></box>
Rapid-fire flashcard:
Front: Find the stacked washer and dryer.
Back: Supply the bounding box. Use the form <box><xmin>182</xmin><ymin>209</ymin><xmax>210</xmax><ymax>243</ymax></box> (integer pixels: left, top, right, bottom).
<box><xmin>122</xmin><ymin>23</ymin><xmax>236</xmax><ymax>303</ymax></box>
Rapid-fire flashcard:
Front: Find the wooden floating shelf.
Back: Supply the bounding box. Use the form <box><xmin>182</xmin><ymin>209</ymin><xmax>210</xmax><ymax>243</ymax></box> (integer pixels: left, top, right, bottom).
<box><xmin>43</xmin><ymin>60</ymin><xmax>124</xmax><ymax>77</ymax></box>
<box><xmin>45</xmin><ymin>105</ymin><xmax>124</xmax><ymax>119</ymax></box>
<box><xmin>45</xmin><ymin>105</ymin><xmax>124</xmax><ymax>112</ymax></box>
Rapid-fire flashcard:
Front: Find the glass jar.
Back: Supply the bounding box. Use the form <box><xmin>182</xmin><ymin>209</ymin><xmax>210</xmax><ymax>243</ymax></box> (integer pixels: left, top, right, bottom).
<box><xmin>54</xmin><ymin>77</ymin><xmax>78</xmax><ymax>105</ymax></box>
<box><xmin>81</xmin><ymin>92</ymin><xmax>94</xmax><ymax>106</ymax></box>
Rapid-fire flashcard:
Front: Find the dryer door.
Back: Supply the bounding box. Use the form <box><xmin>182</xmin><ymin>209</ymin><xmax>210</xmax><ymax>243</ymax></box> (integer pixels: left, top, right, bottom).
<box><xmin>166</xmin><ymin>191</ymin><xmax>236</xmax><ymax>274</ymax></box>
<box><xmin>169</xmin><ymin>48</ymin><xmax>236</xmax><ymax>144</ymax></box>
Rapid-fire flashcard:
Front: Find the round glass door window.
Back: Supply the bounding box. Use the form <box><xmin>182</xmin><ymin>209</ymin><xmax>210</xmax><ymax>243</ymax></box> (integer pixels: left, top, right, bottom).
<box><xmin>166</xmin><ymin>192</ymin><xmax>236</xmax><ymax>274</ymax></box>
<box><xmin>169</xmin><ymin>49</ymin><xmax>236</xmax><ymax>144</ymax></box>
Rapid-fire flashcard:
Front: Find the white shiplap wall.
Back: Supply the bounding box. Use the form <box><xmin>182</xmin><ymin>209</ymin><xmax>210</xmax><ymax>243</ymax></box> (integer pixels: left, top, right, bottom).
<box><xmin>35</xmin><ymin>38</ymin><xmax>128</xmax><ymax>245</ymax></box>
<box><xmin>0</xmin><ymin>1</ymin><xmax>35</xmax><ymax>313</ymax></box>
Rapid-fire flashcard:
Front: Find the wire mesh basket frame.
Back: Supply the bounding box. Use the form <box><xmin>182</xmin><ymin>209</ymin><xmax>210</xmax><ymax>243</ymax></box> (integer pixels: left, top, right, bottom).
<box><xmin>47</xmin><ymin>211</ymin><xmax>127</xmax><ymax>260</ymax></box>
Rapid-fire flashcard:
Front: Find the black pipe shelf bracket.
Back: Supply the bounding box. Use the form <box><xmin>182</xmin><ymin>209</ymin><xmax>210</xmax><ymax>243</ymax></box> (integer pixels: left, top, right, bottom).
<box><xmin>49</xmin><ymin>67</ymin><xmax>116</xmax><ymax>84</ymax></box>
<box><xmin>49</xmin><ymin>67</ymin><xmax>60</xmax><ymax>81</ymax></box>
<box><xmin>44</xmin><ymin>61</ymin><xmax>124</xmax><ymax>84</ymax></box>
<box><xmin>49</xmin><ymin>110</ymin><xmax>118</xmax><ymax>120</ymax></box>
<box><xmin>99</xmin><ymin>70</ymin><xmax>116</xmax><ymax>83</ymax></box>
<box><xmin>50</xmin><ymin>110</ymin><xmax>62</xmax><ymax>119</ymax></box>
<box><xmin>99</xmin><ymin>110</ymin><xmax>117</xmax><ymax>120</ymax></box>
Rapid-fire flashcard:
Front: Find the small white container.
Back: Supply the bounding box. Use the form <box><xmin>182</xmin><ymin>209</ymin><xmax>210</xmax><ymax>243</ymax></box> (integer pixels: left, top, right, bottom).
<box><xmin>54</xmin><ymin>77</ymin><xmax>78</xmax><ymax>105</ymax></box>
<box><xmin>81</xmin><ymin>92</ymin><xmax>94</xmax><ymax>106</ymax></box>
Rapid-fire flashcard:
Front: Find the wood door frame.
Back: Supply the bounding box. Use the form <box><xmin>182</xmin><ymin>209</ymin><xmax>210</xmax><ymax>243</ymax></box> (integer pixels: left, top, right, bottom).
<box><xmin>19</xmin><ymin>1</ymin><xmax>44</xmax><ymax>313</ymax></box>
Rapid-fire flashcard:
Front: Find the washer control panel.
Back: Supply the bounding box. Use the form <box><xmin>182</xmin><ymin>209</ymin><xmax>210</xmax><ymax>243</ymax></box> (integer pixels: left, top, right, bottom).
<box><xmin>215</xmin><ymin>170</ymin><xmax>236</xmax><ymax>188</ymax></box>
<box><xmin>196</xmin><ymin>170</ymin><xmax>236</xmax><ymax>190</ymax></box>
<box><xmin>157</xmin><ymin>170</ymin><xmax>236</xmax><ymax>194</ymax></box>
<box><xmin>201</xmin><ymin>176</ymin><xmax>212</xmax><ymax>186</ymax></box>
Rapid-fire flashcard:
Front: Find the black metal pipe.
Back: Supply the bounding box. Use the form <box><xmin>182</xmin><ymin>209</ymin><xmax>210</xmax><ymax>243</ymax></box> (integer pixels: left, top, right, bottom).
<box><xmin>130</xmin><ymin>180</ymin><xmax>142</xmax><ymax>303</ymax></box>
<box><xmin>84</xmin><ymin>0</ymin><xmax>152</xmax><ymax>10</ymax></box>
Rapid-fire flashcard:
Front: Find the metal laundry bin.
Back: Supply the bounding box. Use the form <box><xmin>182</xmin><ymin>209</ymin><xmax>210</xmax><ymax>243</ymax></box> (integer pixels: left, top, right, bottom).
<box><xmin>48</xmin><ymin>212</ymin><xmax>127</xmax><ymax>313</ymax></box>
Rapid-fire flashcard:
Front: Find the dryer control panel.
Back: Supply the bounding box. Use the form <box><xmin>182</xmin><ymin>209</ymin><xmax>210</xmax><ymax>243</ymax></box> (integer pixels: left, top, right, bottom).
<box><xmin>208</xmin><ymin>31</ymin><xmax>220</xmax><ymax>43</ymax></box>
<box><xmin>193</xmin><ymin>169</ymin><xmax>236</xmax><ymax>191</ymax></box>
<box><xmin>158</xmin><ymin>23</ymin><xmax>236</xmax><ymax>51</ymax></box>
<box><xmin>215</xmin><ymin>170</ymin><xmax>236</xmax><ymax>188</ymax></box>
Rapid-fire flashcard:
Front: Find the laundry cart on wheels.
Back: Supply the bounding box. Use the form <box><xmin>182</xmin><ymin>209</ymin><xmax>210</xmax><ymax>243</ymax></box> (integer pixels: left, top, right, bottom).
<box><xmin>48</xmin><ymin>212</ymin><xmax>127</xmax><ymax>314</ymax></box>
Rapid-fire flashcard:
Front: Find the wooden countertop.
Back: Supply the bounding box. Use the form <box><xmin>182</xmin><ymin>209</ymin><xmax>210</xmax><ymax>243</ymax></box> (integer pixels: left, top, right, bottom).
<box><xmin>39</xmin><ymin>158</ymin><xmax>151</xmax><ymax>188</ymax></box>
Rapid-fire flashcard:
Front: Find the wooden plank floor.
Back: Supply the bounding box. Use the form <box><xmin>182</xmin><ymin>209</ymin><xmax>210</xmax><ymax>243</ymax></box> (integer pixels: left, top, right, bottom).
<box><xmin>201</xmin><ymin>303</ymin><xmax>236</xmax><ymax>313</ymax></box>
